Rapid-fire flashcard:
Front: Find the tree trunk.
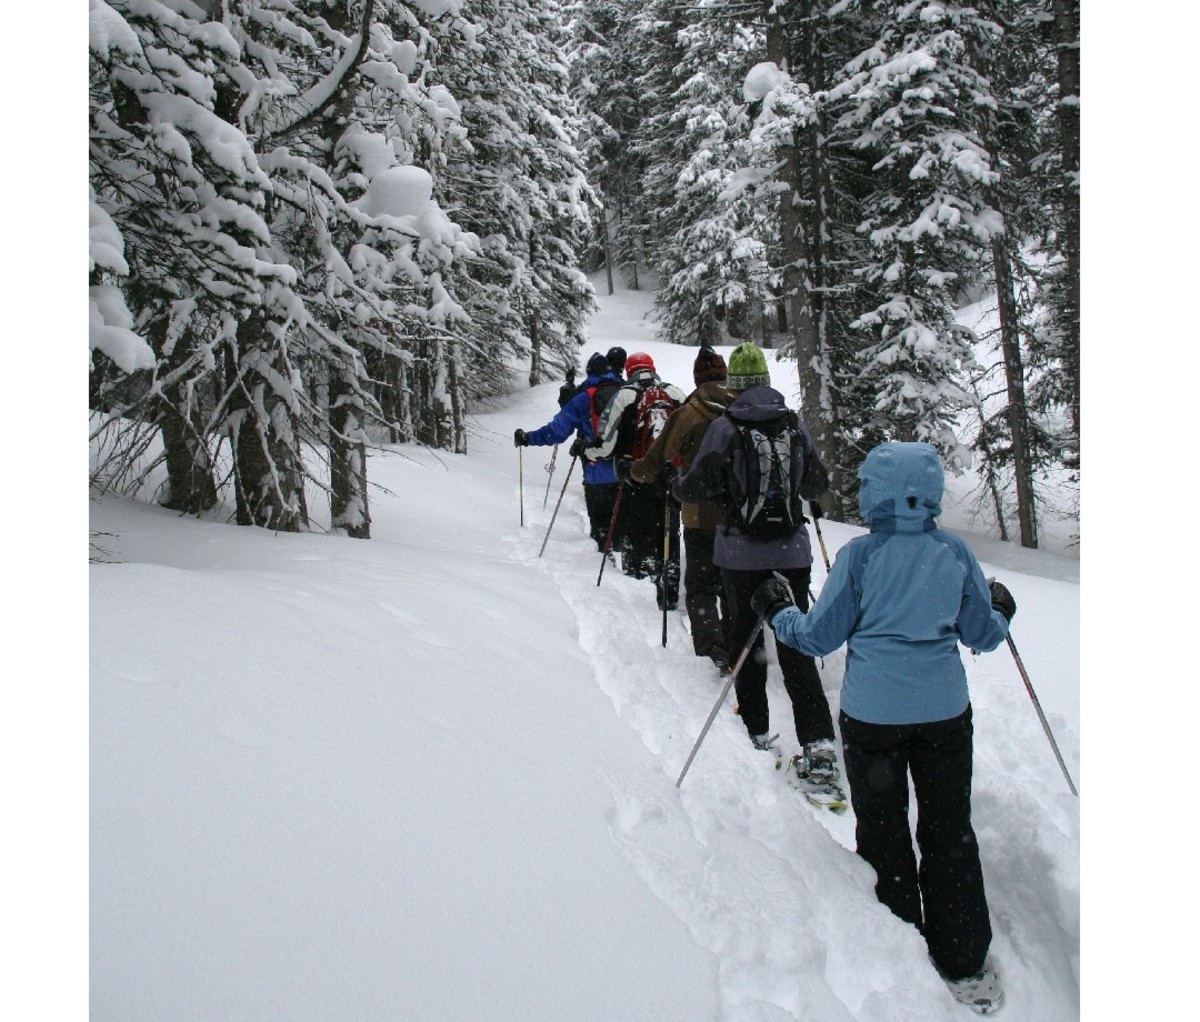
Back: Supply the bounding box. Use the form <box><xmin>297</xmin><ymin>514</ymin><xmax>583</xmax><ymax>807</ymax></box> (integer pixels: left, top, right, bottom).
<box><xmin>528</xmin><ymin>230</ymin><xmax>542</xmax><ymax>386</ymax></box>
<box><xmin>329</xmin><ymin>360</ymin><xmax>371</xmax><ymax>538</ymax></box>
<box><xmin>603</xmin><ymin>207</ymin><xmax>615</xmax><ymax>296</ymax></box>
<box><xmin>1054</xmin><ymin>0</ymin><xmax>1080</xmax><ymax>464</ymax></box>
<box><xmin>395</xmin><ymin>351</ymin><xmax>413</xmax><ymax>444</ymax></box>
<box><xmin>968</xmin><ymin>376</ymin><xmax>1010</xmax><ymax>542</ymax></box>
<box><xmin>529</xmin><ymin>311</ymin><xmax>542</xmax><ymax>387</ymax></box>
<box><xmin>448</xmin><ymin>341</ymin><xmax>467</xmax><ymax>454</ymax></box>
<box><xmin>228</xmin><ymin>315</ymin><xmax>305</xmax><ymax>531</ymax></box>
<box><xmin>158</xmin><ymin>396</ymin><xmax>218</xmax><ymax>514</ymax></box>
<box><xmin>148</xmin><ymin>318</ymin><xmax>219</xmax><ymax>514</ymax></box>
<box><xmin>431</xmin><ymin>338</ymin><xmax>453</xmax><ymax>449</ymax></box>
<box><xmin>769</xmin><ymin>6</ymin><xmax>839</xmax><ymax>515</ymax></box>
<box><xmin>992</xmin><ymin>237</ymin><xmax>1039</xmax><ymax>548</ymax></box>
<box><xmin>794</xmin><ymin>0</ymin><xmax>848</xmax><ymax>517</ymax></box>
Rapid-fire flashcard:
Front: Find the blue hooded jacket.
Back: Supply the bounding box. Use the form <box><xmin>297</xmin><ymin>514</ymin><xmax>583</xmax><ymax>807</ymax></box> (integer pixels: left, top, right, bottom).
<box><xmin>526</xmin><ymin>371</ymin><xmax>620</xmax><ymax>485</ymax></box>
<box><xmin>771</xmin><ymin>442</ymin><xmax>1009</xmax><ymax>725</ymax></box>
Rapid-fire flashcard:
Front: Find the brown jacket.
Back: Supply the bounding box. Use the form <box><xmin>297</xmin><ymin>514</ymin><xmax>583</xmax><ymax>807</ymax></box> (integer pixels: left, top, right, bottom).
<box><xmin>629</xmin><ymin>381</ymin><xmax>734</xmax><ymax>530</ymax></box>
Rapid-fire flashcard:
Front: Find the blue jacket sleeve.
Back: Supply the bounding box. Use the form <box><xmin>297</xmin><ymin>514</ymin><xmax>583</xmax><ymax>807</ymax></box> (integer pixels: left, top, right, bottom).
<box><xmin>771</xmin><ymin>544</ymin><xmax>861</xmax><ymax>657</ymax></box>
<box><xmin>955</xmin><ymin>552</ymin><xmax>1010</xmax><ymax>652</ymax></box>
<box><xmin>528</xmin><ymin>391</ymin><xmax>590</xmax><ymax>447</ymax></box>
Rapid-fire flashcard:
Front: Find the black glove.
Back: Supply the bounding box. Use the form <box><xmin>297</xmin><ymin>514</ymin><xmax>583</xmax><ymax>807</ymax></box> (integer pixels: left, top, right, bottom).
<box><xmin>751</xmin><ymin>575</ymin><xmax>795</xmax><ymax>625</ymax></box>
<box><xmin>569</xmin><ymin>435</ymin><xmax>589</xmax><ymax>459</ymax></box>
<box><xmin>514</xmin><ymin>428</ymin><xmax>530</xmax><ymax>448</ymax></box>
<box><xmin>808</xmin><ymin>500</ymin><xmax>823</xmax><ymax>521</ymax></box>
<box><xmin>988</xmin><ymin>579</ymin><xmax>1016</xmax><ymax>622</ymax></box>
<box><xmin>615</xmin><ymin>457</ymin><xmax>634</xmax><ymax>484</ymax></box>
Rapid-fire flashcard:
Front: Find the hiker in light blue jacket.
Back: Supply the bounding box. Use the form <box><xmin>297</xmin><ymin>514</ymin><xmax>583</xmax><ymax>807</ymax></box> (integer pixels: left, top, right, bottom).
<box><xmin>750</xmin><ymin>440</ymin><xmax>1016</xmax><ymax>1012</ymax></box>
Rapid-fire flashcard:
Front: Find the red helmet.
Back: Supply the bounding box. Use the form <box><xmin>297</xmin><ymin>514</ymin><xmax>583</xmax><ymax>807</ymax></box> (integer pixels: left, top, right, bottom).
<box><xmin>624</xmin><ymin>351</ymin><xmax>655</xmax><ymax>376</ymax></box>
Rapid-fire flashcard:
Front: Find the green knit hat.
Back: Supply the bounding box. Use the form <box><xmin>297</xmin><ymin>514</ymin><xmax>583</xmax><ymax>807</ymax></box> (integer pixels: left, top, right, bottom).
<box><xmin>726</xmin><ymin>343</ymin><xmax>770</xmax><ymax>391</ymax></box>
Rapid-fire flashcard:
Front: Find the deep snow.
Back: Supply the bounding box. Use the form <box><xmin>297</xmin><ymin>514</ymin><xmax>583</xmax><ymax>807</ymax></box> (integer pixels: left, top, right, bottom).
<box><xmin>77</xmin><ymin>282</ymin><xmax>1087</xmax><ymax>1020</ymax></box>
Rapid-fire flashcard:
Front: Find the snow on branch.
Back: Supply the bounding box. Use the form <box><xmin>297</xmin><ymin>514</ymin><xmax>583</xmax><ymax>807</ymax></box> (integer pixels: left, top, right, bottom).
<box><xmin>267</xmin><ymin>0</ymin><xmax>377</xmax><ymax>141</ymax></box>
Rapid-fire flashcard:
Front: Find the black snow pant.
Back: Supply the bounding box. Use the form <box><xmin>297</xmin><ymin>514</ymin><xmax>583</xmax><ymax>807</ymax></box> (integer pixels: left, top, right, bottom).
<box><xmin>683</xmin><ymin>527</ymin><xmax>727</xmax><ymax>659</ymax></box>
<box><xmin>584</xmin><ymin>481</ymin><xmax>622</xmax><ymax>552</ymax></box>
<box><xmin>622</xmin><ymin>484</ymin><xmax>680</xmax><ymax>609</ymax></box>
<box><xmin>839</xmin><ymin>706</ymin><xmax>992</xmax><ymax>981</ymax></box>
<box><xmin>721</xmin><ymin>566</ymin><xmax>834</xmax><ymax>747</ymax></box>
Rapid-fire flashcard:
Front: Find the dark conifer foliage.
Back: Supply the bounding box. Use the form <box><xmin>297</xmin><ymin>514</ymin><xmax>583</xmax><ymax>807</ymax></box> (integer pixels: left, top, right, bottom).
<box><xmin>565</xmin><ymin>0</ymin><xmax>1078</xmax><ymax>539</ymax></box>
<box><xmin>90</xmin><ymin>0</ymin><xmax>1078</xmax><ymax>545</ymax></box>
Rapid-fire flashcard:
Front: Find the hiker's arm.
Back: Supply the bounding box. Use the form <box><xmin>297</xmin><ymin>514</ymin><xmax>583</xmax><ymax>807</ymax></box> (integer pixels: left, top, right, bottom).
<box><xmin>796</xmin><ymin>422</ymin><xmax>829</xmax><ymax>500</ymax></box>
<box><xmin>590</xmin><ymin>387</ymin><xmax>632</xmax><ymax>460</ymax></box>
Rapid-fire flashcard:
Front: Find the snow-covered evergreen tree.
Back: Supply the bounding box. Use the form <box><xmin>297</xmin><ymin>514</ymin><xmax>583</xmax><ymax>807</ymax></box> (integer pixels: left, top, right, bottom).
<box><xmin>828</xmin><ymin>0</ymin><xmax>1006</xmax><ymax>470</ymax></box>
<box><xmin>438</xmin><ymin>0</ymin><xmax>597</xmax><ymax>391</ymax></box>
<box><xmin>648</xmin><ymin>6</ymin><xmax>773</xmax><ymax>348</ymax></box>
<box><xmin>89</xmin><ymin>0</ymin><xmax>480</xmax><ymax>530</ymax></box>
<box><xmin>565</xmin><ymin>0</ymin><xmax>647</xmax><ymax>290</ymax></box>
<box><xmin>89</xmin><ymin>0</ymin><xmax>298</xmax><ymax>517</ymax></box>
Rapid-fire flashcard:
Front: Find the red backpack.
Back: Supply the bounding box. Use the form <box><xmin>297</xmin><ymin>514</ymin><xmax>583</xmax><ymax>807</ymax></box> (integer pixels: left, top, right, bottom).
<box><xmin>620</xmin><ymin>382</ymin><xmax>677</xmax><ymax>459</ymax></box>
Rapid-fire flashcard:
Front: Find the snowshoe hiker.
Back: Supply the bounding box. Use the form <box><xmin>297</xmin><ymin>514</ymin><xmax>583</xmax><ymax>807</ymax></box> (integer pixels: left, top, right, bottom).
<box><xmin>514</xmin><ymin>352</ymin><xmax>624</xmax><ymax>550</ymax></box>
<box><xmin>606</xmin><ymin>346</ymin><xmax>627</xmax><ymax>380</ymax></box>
<box><xmin>593</xmin><ymin>352</ymin><xmax>686</xmax><ymax>603</ymax></box>
<box><xmin>620</xmin><ymin>344</ymin><xmax>733</xmax><ymax>671</ymax></box>
<box><xmin>751</xmin><ymin>441</ymin><xmax>1015</xmax><ymax>1006</ymax></box>
<box><xmin>674</xmin><ymin>342</ymin><xmax>839</xmax><ymax>789</ymax></box>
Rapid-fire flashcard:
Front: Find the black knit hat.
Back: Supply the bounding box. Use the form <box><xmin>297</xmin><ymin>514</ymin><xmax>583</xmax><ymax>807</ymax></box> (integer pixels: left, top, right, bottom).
<box><xmin>693</xmin><ymin>348</ymin><xmax>727</xmax><ymax>386</ymax></box>
<box><xmin>586</xmin><ymin>351</ymin><xmax>609</xmax><ymax>376</ymax></box>
<box><xmin>606</xmin><ymin>346</ymin><xmax>627</xmax><ymax>374</ymax></box>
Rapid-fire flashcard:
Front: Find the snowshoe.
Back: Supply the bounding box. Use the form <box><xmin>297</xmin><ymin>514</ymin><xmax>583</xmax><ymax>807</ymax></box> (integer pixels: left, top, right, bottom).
<box><xmin>786</xmin><ymin>741</ymin><xmax>848</xmax><ymax>813</ymax></box>
<box><xmin>944</xmin><ymin>955</ymin><xmax>1004</xmax><ymax>1015</ymax></box>
<box><xmin>750</xmin><ymin>732</ymin><xmax>783</xmax><ymax>769</ymax></box>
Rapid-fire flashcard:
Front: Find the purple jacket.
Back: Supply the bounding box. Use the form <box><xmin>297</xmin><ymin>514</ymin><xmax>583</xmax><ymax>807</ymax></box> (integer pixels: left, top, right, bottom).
<box><xmin>674</xmin><ymin>385</ymin><xmax>828</xmax><ymax>570</ymax></box>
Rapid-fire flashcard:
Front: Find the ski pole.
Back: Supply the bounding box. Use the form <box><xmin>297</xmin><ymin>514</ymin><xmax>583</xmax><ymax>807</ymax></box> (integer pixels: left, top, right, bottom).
<box><xmin>1006</xmin><ymin>632</ymin><xmax>1078</xmax><ymax>796</ymax></box>
<box><xmin>676</xmin><ymin>616</ymin><xmax>766</xmax><ymax>788</ymax></box>
<box><xmin>538</xmin><ymin>455</ymin><xmax>578</xmax><ymax>558</ymax></box>
<box><xmin>809</xmin><ymin>500</ymin><xmax>830</xmax><ymax>572</ymax></box>
<box><xmin>519</xmin><ymin>449</ymin><xmax>525</xmax><ymax>527</ymax></box>
<box><xmin>542</xmin><ymin>445</ymin><xmax>559</xmax><ymax>509</ymax></box>
<box><xmin>596</xmin><ymin>482</ymin><xmax>626</xmax><ymax>586</ymax></box>
<box><xmin>659</xmin><ymin>487</ymin><xmax>672</xmax><ymax>647</ymax></box>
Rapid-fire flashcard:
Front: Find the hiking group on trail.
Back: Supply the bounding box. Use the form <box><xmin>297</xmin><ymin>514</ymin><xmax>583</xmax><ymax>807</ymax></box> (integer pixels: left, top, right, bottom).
<box><xmin>514</xmin><ymin>341</ymin><xmax>1018</xmax><ymax>1016</ymax></box>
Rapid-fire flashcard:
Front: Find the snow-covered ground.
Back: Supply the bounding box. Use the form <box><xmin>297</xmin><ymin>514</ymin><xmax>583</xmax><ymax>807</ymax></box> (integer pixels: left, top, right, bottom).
<box><xmin>72</xmin><ymin>282</ymin><xmax>1086</xmax><ymax>1020</ymax></box>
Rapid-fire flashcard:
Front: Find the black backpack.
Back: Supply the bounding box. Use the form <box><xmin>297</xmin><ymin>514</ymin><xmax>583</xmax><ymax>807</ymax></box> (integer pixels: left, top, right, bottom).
<box><xmin>724</xmin><ymin>412</ymin><xmax>804</xmax><ymax>539</ymax></box>
<box><xmin>586</xmin><ymin>379</ymin><xmax>622</xmax><ymax>438</ymax></box>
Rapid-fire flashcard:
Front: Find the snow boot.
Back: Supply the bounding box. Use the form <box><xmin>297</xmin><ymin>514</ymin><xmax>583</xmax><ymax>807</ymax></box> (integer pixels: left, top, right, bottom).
<box><xmin>707</xmin><ymin>648</ymin><xmax>731</xmax><ymax>676</ymax></box>
<box><xmin>944</xmin><ymin>955</ymin><xmax>1004</xmax><ymax>1015</ymax></box>
<box><xmin>750</xmin><ymin>732</ymin><xmax>783</xmax><ymax>768</ymax></box>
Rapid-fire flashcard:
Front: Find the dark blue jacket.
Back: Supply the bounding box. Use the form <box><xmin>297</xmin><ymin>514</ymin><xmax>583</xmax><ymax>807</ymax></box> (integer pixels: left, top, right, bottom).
<box><xmin>771</xmin><ymin>442</ymin><xmax>1010</xmax><ymax>724</ymax></box>
<box><xmin>527</xmin><ymin>372</ymin><xmax>620</xmax><ymax>485</ymax></box>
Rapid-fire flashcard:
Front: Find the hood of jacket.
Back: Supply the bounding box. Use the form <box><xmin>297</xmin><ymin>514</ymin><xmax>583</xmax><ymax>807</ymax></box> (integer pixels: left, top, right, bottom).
<box><xmin>725</xmin><ymin>384</ymin><xmax>788</xmax><ymax>424</ymax></box>
<box><xmin>583</xmin><ymin>370</ymin><xmax>621</xmax><ymax>389</ymax></box>
<box><xmin>627</xmin><ymin>368</ymin><xmax>658</xmax><ymax>388</ymax></box>
<box><xmin>857</xmin><ymin>441</ymin><xmax>943</xmax><ymax>529</ymax></box>
<box><xmin>690</xmin><ymin>380</ymin><xmax>734</xmax><ymax>421</ymax></box>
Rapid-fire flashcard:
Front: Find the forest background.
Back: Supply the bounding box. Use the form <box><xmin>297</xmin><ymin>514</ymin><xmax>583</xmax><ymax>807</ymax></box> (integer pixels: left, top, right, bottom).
<box><xmin>2</xmin><ymin>0</ymin><xmax>1193</xmax><ymax>1016</ymax></box>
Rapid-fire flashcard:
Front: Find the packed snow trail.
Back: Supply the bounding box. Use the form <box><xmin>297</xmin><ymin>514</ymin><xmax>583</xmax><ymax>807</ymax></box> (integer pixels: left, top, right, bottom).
<box><xmin>496</xmin><ymin>321</ymin><xmax>1080</xmax><ymax>1022</ymax></box>
<box><xmin>504</xmin><ymin>375</ymin><xmax>1079</xmax><ymax>1021</ymax></box>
